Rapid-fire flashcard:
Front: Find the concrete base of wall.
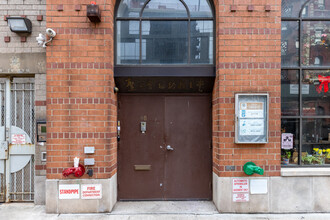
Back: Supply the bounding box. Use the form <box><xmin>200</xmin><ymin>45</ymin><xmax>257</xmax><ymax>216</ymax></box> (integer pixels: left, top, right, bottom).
<box><xmin>213</xmin><ymin>172</ymin><xmax>330</xmax><ymax>213</ymax></box>
<box><xmin>46</xmin><ymin>174</ymin><xmax>117</xmax><ymax>213</ymax></box>
<box><xmin>34</xmin><ymin>176</ymin><xmax>46</xmax><ymax>205</ymax></box>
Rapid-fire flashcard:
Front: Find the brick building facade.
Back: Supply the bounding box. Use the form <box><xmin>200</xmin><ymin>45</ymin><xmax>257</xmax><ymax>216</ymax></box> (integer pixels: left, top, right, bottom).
<box><xmin>1</xmin><ymin>0</ymin><xmax>330</xmax><ymax>214</ymax></box>
<box><xmin>0</xmin><ymin>0</ymin><xmax>46</xmax><ymax>204</ymax></box>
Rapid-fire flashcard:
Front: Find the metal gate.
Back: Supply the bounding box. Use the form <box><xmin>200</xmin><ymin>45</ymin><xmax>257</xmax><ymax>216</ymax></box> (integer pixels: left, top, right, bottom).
<box><xmin>0</xmin><ymin>77</ymin><xmax>35</xmax><ymax>202</ymax></box>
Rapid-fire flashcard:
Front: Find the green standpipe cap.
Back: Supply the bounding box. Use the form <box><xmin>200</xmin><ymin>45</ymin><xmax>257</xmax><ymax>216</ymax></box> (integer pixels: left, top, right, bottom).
<box><xmin>243</xmin><ymin>162</ymin><xmax>264</xmax><ymax>176</ymax></box>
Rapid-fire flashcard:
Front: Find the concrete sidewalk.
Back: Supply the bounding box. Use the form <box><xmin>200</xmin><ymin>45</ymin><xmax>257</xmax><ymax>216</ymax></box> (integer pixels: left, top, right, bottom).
<box><xmin>1</xmin><ymin>202</ymin><xmax>330</xmax><ymax>220</ymax></box>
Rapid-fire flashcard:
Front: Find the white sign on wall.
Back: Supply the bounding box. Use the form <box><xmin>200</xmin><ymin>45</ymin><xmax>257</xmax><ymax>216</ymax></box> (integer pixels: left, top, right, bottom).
<box><xmin>11</xmin><ymin>134</ymin><xmax>26</xmax><ymax>144</ymax></box>
<box><xmin>250</xmin><ymin>179</ymin><xmax>268</xmax><ymax>194</ymax></box>
<box><xmin>232</xmin><ymin>178</ymin><xmax>249</xmax><ymax>193</ymax></box>
<box><xmin>81</xmin><ymin>184</ymin><xmax>102</xmax><ymax>199</ymax></box>
<box><xmin>233</xmin><ymin>193</ymin><xmax>249</xmax><ymax>202</ymax></box>
<box><xmin>59</xmin><ymin>184</ymin><xmax>80</xmax><ymax>199</ymax></box>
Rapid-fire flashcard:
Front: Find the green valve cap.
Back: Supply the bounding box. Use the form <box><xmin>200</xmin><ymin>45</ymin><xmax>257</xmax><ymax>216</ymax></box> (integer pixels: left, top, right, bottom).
<box><xmin>243</xmin><ymin>162</ymin><xmax>264</xmax><ymax>176</ymax></box>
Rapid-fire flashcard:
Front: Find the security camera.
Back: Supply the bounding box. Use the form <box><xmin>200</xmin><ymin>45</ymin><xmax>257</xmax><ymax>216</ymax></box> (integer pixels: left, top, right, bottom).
<box><xmin>46</xmin><ymin>28</ymin><xmax>56</xmax><ymax>38</ymax></box>
<box><xmin>36</xmin><ymin>28</ymin><xmax>57</xmax><ymax>47</ymax></box>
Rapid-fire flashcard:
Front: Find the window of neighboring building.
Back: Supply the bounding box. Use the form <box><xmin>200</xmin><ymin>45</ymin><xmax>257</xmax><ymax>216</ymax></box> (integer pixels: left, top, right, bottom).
<box><xmin>281</xmin><ymin>0</ymin><xmax>330</xmax><ymax>166</ymax></box>
<box><xmin>115</xmin><ymin>0</ymin><xmax>214</xmax><ymax>65</ymax></box>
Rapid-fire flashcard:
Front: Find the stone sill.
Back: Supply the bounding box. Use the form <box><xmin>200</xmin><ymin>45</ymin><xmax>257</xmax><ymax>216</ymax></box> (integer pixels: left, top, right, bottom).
<box><xmin>281</xmin><ymin>167</ymin><xmax>330</xmax><ymax>176</ymax></box>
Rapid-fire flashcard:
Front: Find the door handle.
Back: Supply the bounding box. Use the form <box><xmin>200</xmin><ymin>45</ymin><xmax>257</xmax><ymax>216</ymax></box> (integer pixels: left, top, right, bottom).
<box><xmin>166</xmin><ymin>145</ymin><xmax>174</xmax><ymax>151</ymax></box>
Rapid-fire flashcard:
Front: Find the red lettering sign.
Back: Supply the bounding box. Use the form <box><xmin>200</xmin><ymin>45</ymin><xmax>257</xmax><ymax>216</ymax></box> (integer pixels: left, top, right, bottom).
<box><xmin>59</xmin><ymin>184</ymin><xmax>80</xmax><ymax>199</ymax></box>
<box><xmin>232</xmin><ymin>178</ymin><xmax>249</xmax><ymax>193</ymax></box>
<box><xmin>81</xmin><ymin>184</ymin><xmax>102</xmax><ymax>199</ymax></box>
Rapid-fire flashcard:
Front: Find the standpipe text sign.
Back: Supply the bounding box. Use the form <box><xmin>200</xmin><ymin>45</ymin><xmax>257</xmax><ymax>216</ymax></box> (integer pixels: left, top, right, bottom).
<box><xmin>59</xmin><ymin>184</ymin><xmax>80</xmax><ymax>199</ymax></box>
<box><xmin>81</xmin><ymin>184</ymin><xmax>102</xmax><ymax>199</ymax></box>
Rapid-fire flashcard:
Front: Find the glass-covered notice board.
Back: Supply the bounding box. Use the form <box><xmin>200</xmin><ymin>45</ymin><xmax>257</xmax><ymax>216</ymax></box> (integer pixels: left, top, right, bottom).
<box><xmin>235</xmin><ymin>93</ymin><xmax>269</xmax><ymax>144</ymax></box>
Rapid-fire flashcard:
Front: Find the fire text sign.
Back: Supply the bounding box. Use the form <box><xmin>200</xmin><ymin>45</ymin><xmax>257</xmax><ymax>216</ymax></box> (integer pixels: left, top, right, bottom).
<box><xmin>81</xmin><ymin>184</ymin><xmax>102</xmax><ymax>199</ymax></box>
<box><xmin>235</xmin><ymin>93</ymin><xmax>269</xmax><ymax>144</ymax></box>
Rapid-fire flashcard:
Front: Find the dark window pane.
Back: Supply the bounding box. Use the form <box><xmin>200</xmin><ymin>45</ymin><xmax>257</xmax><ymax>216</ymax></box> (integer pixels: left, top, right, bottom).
<box><xmin>281</xmin><ymin>0</ymin><xmax>308</xmax><ymax>17</ymax></box>
<box><xmin>302</xmin><ymin>70</ymin><xmax>330</xmax><ymax>116</ymax></box>
<box><xmin>302</xmin><ymin>0</ymin><xmax>330</xmax><ymax>18</ymax></box>
<box><xmin>281</xmin><ymin>70</ymin><xmax>300</xmax><ymax>116</ymax></box>
<box><xmin>302</xmin><ymin>118</ymin><xmax>330</xmax><ymax>165</ymax></box>
<box><xmin>281</xmin><ymin>119</ymin><xmax>299</xmax><ymax>165</ymax></box>
<box><xmin>116</xmin><ymin>21</ymin><xmax>140</xmax><ymax>64</ymax></box>
<box><xmin>117</xmin><ymin>0</ymin><xmax>145</xmax><ymax>18</ymax></box>
<box><xmin>186</xmin><ymin>0</ymin><xmax>213</xmax><ymax>18</ymax></box>
<box><xmin>281</xmin><ymin>21</ymin><xmax>299</xmax><ymax>67</ymax></box>
<box><xmin>142</xmin><ymin>21</ymin><xmax>188</xmax><ymax>64</ymax></box>
<box><xmin>191</xmin><ymin>20</ymin><xmax>213</xmax><ymax>64</ymax></box>
<box><xmin>302</xmin><ymin>21</ymin><xmax>330</xmax><ymax>66</ymax></box>
<box><xmin>142</xmin><ymin>0</ymin><xmax>188</xmax><ymax>18</ymax></box>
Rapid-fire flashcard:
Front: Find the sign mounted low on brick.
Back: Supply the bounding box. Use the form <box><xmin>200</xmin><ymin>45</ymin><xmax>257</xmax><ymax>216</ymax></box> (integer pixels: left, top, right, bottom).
<box><xmin>81</xmin><ymin>184</ymin><xmax>102</xmax><ymax>199</ymax></box>
<box><xmin>232</xmin><ymin>178</ymin><xmax>249</xmax><ymax>193</ymax></box>
<box><xmin>59</xmin><ymin>184</ymin><xmax>80</xmax><ymax>199</ymax></box>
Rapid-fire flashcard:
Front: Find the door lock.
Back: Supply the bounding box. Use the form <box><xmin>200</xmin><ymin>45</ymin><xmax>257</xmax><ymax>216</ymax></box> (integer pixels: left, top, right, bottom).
<box><xmin>166</xmin><ymin>145</ymin><xmax>174</xmax><ymax>151</ymax></box>
<box><xmin>141</xmin><ymin>122</ymin><xmax>146</xmax><ymax>133</ymax></box>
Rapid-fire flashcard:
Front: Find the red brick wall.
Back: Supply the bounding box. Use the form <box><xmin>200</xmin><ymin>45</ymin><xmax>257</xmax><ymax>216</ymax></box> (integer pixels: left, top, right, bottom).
<box><xmin>45</xmin><ymin>0</ymin><xmax>281</xmax><ymax>179</ymax></box>
<box><xmin>212</xmin><ymin>0</ymin><xmax>282</xmax><ymax>177</ymax></box>
<box><xmin>46</xmin><ymin>0</ymin><xmax>117</xmax><ymax>179</ymax></box>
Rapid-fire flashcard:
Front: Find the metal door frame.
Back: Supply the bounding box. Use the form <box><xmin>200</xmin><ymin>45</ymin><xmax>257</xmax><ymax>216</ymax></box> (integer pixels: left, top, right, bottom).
<box><xmin>0</xmin><ymin>78</ymin><xmax>12</xmax><ymax>202</ymax></box>
<box><xmin>0</xmin><ymin>77</ymin><xmax>35</xmax><ymax>202</ymax></box>
<box><xmin>117</xmin><ymin>93</ymin><xmax>212</xmax><ymax>200</ymax></box>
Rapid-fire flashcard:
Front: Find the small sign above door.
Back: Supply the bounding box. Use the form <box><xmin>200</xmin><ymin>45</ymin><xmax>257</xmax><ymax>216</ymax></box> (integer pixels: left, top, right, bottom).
<box><xmin>115</xmin><ymin>77</ymin><xmax>214</xmax><ymax>93</ymax></box>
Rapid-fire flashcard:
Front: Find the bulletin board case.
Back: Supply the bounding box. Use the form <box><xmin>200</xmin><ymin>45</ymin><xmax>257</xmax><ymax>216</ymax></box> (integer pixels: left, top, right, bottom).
<box><xmin>235</xmin><ymin>93</ymin><xmax>269</xmax><ymax>144</ymax></box>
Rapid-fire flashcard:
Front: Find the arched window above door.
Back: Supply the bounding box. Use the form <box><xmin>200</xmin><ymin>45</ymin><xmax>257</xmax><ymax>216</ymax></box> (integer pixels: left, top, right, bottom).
<box><xmin>117</xmin><ymin>0</ymin><xmax>213</xmax><ymax>18</ymax></box>
<box><xmin>115</xmin><ymin>0</ymin><xmax>214</xmax><ymax>66</ymax></box>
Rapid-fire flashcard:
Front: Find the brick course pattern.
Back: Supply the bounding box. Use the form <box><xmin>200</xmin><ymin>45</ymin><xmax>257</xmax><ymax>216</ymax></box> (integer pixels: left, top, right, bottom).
<box><xmin>46</xmin><ymin>0</ymin><xmax>281</xmax><ymax>179</ymax></box>
<box><xmin>212</xmin><ymin>0</ymin><xmax>281</xmax><ymax>177</ymax></box>
<box><xmin>46</xmin><ymin>0</ymin><xmax>117</xmax><ymax>179</ymax></box>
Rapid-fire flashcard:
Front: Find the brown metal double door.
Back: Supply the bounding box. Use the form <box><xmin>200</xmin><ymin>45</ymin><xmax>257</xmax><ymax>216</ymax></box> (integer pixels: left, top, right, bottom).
<box><xmin>118</xmin><ymin>94</ymin><xmax>211</xmax><ymax>200</ymax></box>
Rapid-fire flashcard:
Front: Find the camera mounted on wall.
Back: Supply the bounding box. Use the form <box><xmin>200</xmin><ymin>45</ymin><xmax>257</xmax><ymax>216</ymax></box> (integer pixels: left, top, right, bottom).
<box><xmin>36</xmin><ymin>28</ymin><xmax>57</xmax><ymax>48</ymax></box>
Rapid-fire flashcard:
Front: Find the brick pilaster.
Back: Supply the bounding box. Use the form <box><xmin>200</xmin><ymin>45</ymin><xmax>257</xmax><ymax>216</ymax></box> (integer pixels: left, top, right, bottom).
<box><xmin>212</xmin><ymin>1</ymin><xmax>282</xmax><ymax>177</ymax></box>
<box><xmin>46</xmin><ymin>0</ymin><xmax>117</xmax><ymax>179</ymax></box>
